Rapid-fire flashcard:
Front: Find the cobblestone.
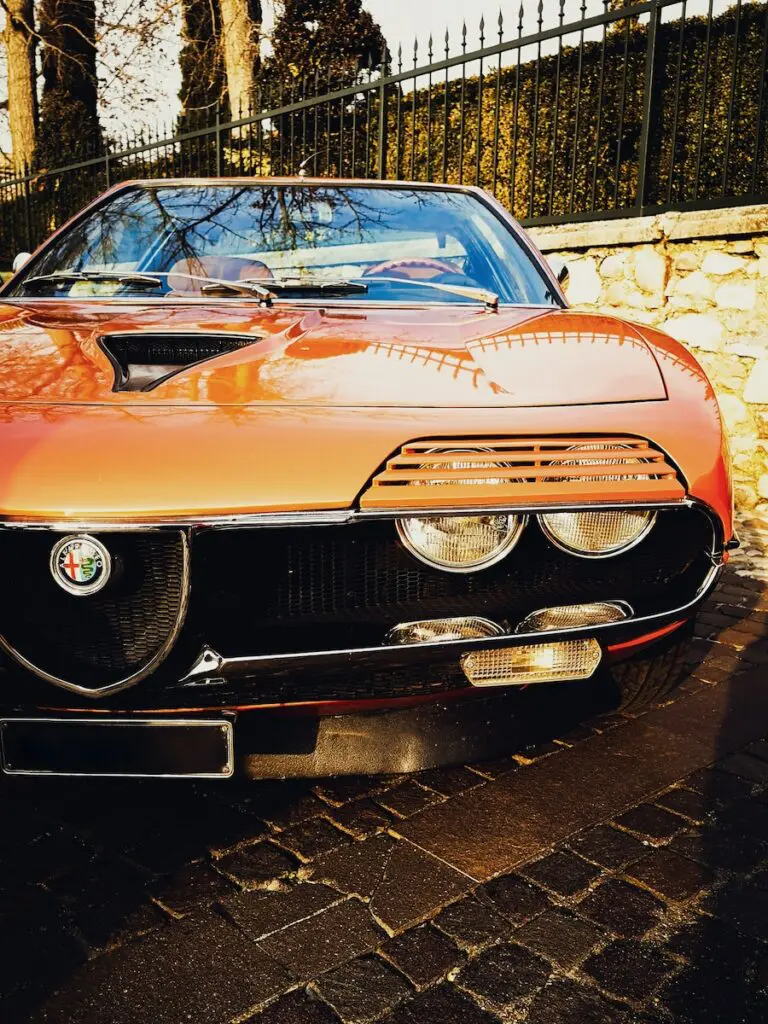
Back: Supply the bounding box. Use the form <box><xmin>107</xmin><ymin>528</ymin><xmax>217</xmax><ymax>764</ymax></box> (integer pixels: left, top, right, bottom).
<box><xmin>513</xmin><ymin>906</ymin><xmax>605</xmax><ymax>968</ymax></box>
<box><xmin>520</xmin><ymin>850</ymin><xmax>602</xmax><ymax>896</ymax></box>
<box><xmin>2</xmin><ymin>552</ymin><xmax>768</xmax><ymax>1023</ymax></box>
<box><xmin>312</xmin><ymin>955</ymin><xmax>412</xmax><ymax>1022</ymax></box>
<box><xmin>380</xmin><ymin>924</ymin><xmax>465</xmax><ymax>988</ymax></box>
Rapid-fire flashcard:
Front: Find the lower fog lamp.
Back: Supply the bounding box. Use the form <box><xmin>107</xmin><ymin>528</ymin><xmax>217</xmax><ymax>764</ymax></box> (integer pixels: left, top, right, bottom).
<box><xmin>516</xmin><ymin>602</ymin><xmax>630</xmax><ymax>633</ymax></box>
<box><xmin>387</xmin><ymin>616</ymin><xmax>505</xmax><ymax>645</ymax></box>
<box><xmin>461</xmin><ymin>639</ymin><xmax>602</xmax><ymax>687</ymax></box>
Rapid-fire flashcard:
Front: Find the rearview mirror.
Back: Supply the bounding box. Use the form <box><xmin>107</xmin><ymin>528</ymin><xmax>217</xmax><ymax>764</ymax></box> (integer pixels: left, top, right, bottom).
<box><xmin>12</xmin><ymin>252</ymin><xmax>32</xmax><ymax>273</ymax></box>
<box><xmin>547</xmin><ymin>256</ymin><xmax>570</xmax><ymax>290</ymax></box>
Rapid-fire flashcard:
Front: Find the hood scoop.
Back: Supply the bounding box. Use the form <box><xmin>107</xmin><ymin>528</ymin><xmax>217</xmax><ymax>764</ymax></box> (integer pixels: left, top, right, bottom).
<box><xmin>99</xmin><ymin>332</ymin><xmax>261</xmax><ymax>392</ymax></box>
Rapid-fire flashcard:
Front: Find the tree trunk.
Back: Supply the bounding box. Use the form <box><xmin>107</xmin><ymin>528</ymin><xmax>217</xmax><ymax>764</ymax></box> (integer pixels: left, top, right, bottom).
<box><xmin>218</xmin><ymin>0</ymin><xmax>260</xmax><ymax>119</ymax></box>
<box><xmin>2</xmin><ymin>0</ymin><xmax>38</xmax><ymax>172</ymax></box>
<box><xmin>37</xmin><ymin>0</ymin><xmax>101</xmax><ymax>167</ymax></box>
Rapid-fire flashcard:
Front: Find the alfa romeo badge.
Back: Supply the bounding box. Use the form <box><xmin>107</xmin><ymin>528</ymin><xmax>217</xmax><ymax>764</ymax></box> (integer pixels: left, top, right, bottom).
<box><xmin>50</xmin><ymin>535</ymin><xmax>112</xmax><ymax>596</ymax></box>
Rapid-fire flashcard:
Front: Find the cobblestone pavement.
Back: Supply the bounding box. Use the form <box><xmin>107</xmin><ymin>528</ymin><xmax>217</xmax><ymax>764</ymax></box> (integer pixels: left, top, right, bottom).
<box><xmin>1</xmin><ymin>543</ymin><xmax>767</xmax><ymax>1024</ymax></box>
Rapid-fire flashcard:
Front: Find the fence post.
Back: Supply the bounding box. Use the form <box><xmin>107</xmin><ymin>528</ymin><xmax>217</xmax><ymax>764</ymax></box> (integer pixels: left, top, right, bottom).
<box><xmin>636</xmin><ymin>0</ymin><xmax>661</xmax><ymax>212</ymax></box>
<box><xmin>377</xmin><ymin>52</ymin><xmax>389</xmax><ymax>180</ymax></box>
<box><xmin>215</xmin><ymin>102</ymin><xmax>223</xmax><ymax>176</ymax></box>
<box><xmin>105</xmin><ymin>151</ymin><xmax>111</xmax><ymax>189</ymax></box>
<box><xmin>22</xmin><ymin>166</ymin><xmax>32</xmax><ymax>253</ymax></box>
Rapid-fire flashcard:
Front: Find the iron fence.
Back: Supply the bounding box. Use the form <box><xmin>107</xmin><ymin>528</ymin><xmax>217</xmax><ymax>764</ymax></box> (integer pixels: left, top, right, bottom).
<box><xmin>1</xmin><ymin>0</ymin><xmax>767</xmax><ymax>259</ymax></box>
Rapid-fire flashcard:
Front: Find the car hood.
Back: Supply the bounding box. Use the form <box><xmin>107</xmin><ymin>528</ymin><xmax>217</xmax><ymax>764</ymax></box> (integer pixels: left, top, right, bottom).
<box><xmin>0</xmin><ymin>301</ymin><xmax>666</xmax><ymax>408</ymax></box>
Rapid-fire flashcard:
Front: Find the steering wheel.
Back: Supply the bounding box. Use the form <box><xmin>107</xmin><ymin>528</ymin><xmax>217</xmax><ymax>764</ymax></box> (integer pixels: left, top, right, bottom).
<box><xmin>362</xmin><ymin>257</ymin><xmax>462</xmax><ymax>281</ymax></box>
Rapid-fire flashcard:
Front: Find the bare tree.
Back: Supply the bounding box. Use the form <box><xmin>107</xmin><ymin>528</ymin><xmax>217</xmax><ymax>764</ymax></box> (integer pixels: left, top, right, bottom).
<box><xmin>219</xmin><ymin>0</ymin><xmax>260</xmax><ymax>119</ymax></box>
<box><xmin>179</xmin><ymin>0</ymin><xmax>261</xmax><ymax>123</ymax></box>
<box><xmin>1</xmin><ymin>0</ymin><xmax>37</xmax><ymax>171</ymax></box>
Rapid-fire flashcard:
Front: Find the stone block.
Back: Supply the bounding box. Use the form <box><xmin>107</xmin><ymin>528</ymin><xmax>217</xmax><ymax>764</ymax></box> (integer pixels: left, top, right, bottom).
<box><xmin>715</xmin><ymin>282</ymin><xmax>757</xmax><ymax>310</ymax></box>
<box><xmin>702</xmin><ymin>251</ymin><xmax>749</xmax><ymax>275</ymax></box>
<box><xmin>726</xmin><ymin>339</ymin><xmax>766</xmax><ymax>359</ymax></box>
<box><xmin>663</xmin><ymin>313</ymin><xmax>723</xmax><ymax>351</ymax></box>
<box><xmin>718</xmin><ymin>393</ymin><xmax>750</xmax><ymax>430</ymax></box>
<box><xmin>727</xmin><ymin>240</ymin><xmax>755</xmax><ymax>254</ymax></box>
<box><xmin>314</xmin><ymin>955</ymin><xmax>412</xmax><ymax>1021</ymax></box>
<box><xmin>529</xmin><ymin>216</ymin><xmax>660</xmax><ymax>252</ymax></box>
<box><xmin>674</xmin><ymin>251</ymin><xmax>699</xmax><ymax>272</ymax></box>
<box><xmin>625</xmin><ymin>289</ymin><xmax>662</xmax><ymax>310</ymax></box>
<box><xmin>631</xmin><ymin>246</ymin><xmax>667</xmax><ymax>294</ymax></box>
<box><xmin>665</xmin><ymin>205</ymin><xmax>768</xmax><ymax>241</ymax></box>
<box><xmin>599</xmin><ymin>253</ymin><xmax>627</xmax><ymax>278</ymax></box>
<box><xmin>745</xmin><ymin>360</ymin><xmax>768</xmax><ymax>404</ymax></box>
<box><xmin>564</xmin><ymin>257</ymin><xmax>601</xmax><ymax>305</ymax></box>
<box><xmin>667</xmin><ymin>271</ymin><xmax>715</xmax><ymax>302</ymax></box>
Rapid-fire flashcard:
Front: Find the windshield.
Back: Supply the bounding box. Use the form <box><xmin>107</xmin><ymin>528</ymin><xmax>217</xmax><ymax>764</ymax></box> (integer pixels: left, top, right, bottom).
<box><xmin>8</xmin><ymin>183</ymin><xmax>557</xmax><ymax>306</ymax></box>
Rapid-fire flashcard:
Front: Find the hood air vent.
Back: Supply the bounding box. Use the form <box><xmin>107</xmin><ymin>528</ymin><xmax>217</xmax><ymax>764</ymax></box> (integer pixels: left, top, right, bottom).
<box><xmin>100</xmin><ymin>333</ymin><xmax>261</xmax><ymax>392</ymax></box>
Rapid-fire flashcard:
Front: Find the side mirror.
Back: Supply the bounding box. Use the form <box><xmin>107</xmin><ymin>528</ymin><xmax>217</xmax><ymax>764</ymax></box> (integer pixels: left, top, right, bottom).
<box><xmin>12</xmin><ymin>252</ymin><xmax>32</xmax><ymax>273</ymax></box>
<box><xmin>547</xmin><ymin>256</ymin><xmax>569</xmax><ymax>290</ymax></box>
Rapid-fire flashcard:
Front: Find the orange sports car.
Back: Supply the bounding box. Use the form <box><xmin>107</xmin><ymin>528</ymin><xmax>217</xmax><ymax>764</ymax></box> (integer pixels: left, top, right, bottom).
<box><xmin>0</xmin><ymin>179</ymin><xmax>733</xmax><ymax>779</ymax></box>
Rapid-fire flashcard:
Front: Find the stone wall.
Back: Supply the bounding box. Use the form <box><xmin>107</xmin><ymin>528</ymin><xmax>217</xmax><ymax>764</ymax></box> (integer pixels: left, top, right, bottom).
<box><xmin>529</xmin><ymin>206</ymin><xmax>768</xmax><ymax>526</ymax></box>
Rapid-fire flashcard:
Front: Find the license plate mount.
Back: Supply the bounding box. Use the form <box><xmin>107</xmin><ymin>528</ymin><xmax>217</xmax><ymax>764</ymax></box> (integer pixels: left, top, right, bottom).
<box><xmin>0</xmin><ymin>717</ymin><xmax>234</xmax><ymax>778</ymax></box>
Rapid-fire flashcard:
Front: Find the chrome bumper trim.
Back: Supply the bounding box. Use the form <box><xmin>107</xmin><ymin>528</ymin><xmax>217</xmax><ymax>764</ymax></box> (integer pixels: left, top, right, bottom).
<box><xmin>0</xmin><ymin>499</ymin><xmax>691</xmax><ymax>532</ymax></box>
<box><xmin>177</xmin><ymin>563</ymin><xmax>722</xmax><ymax>687</ymax></box>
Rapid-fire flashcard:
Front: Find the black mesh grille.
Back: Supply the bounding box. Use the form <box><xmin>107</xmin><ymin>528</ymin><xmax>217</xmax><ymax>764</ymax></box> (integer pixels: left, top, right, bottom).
<box><xmin>187</xmin><ymin>506</ymin><xmax>713</xmax><ymax>657</ymax></box>
<box><xmin>0</xmin><ymin>531</ymin><xmax>187</xmax><ymax>688</ymax></box>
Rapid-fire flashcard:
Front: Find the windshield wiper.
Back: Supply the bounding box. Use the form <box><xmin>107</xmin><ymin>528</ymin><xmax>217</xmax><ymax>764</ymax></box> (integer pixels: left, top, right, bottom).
<box><xmin>197</xmin><ymin>276</ymin><xmax>367</xmax><ymax>303</ymax></box>
<box><xmin>166</xmin><ymin>273</ymin><xmax>275</xmax><ymax>305</ymax></box>
<box><xmin>198</xmin><ymin>279</ymin><xmax>275</xmax><ymax>303</ymax></box>
<box><xmin>263</xmin><ymin>277</ymin><xmax>369</xmax><ymax>297</ymax></box>
<box><xmin>365</xmin><ymin>275</ymin><xmax>499</xmax><ymax>310</ymax></box>
<box><xmin>23</xmin><ymin>271</ymin><xmax>163</xmax><ymax>292</ymax></box>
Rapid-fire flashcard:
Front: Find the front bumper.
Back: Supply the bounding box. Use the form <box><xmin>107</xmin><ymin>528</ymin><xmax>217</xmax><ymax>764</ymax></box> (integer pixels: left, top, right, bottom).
<box><xmin>0</xmin><ymin>500</ymin><xmax>722</xmax><ymax>712</ymax></box>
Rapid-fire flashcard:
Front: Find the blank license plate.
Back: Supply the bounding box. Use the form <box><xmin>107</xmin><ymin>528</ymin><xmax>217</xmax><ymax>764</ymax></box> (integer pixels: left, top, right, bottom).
<box><xmin>0</xmin><ymin>718</ymin><xmax>234</xmax><ymax>778</ymax></box>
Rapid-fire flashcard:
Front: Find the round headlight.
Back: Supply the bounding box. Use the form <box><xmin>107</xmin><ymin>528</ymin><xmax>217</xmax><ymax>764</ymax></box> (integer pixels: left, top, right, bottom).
<box><xmin>397</xmin><ymin>513</ymin><xmax>526</xmax><ymax>572</ymax></box>
<box><xmin>395</xmin><ymin>445</ymin><xmax>526</xmax><ymax>572</ymax></box>
<box><xmin>539</xmin><ymin>508</ymin><xmax>656</xmax><ymax>558</ymax></box>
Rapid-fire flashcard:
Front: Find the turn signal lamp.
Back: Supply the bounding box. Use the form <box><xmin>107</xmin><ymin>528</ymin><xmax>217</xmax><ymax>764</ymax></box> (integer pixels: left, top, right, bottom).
<box><xmin>461</xmin><ymin>639</ymin><xmax>602</xmax><ymax>686</ymax></box>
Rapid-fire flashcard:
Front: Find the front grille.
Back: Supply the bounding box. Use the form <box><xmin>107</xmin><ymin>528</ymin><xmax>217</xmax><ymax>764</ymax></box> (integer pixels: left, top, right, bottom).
<box><xmin>0</xmin><ymin>531</ymin><xmax>187</xmax><ymax>689</ymax></box>
<box><xmin>187</xmin><ymin>506</ymin><xmax>712</xmax><ymax>658</ymax></box>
